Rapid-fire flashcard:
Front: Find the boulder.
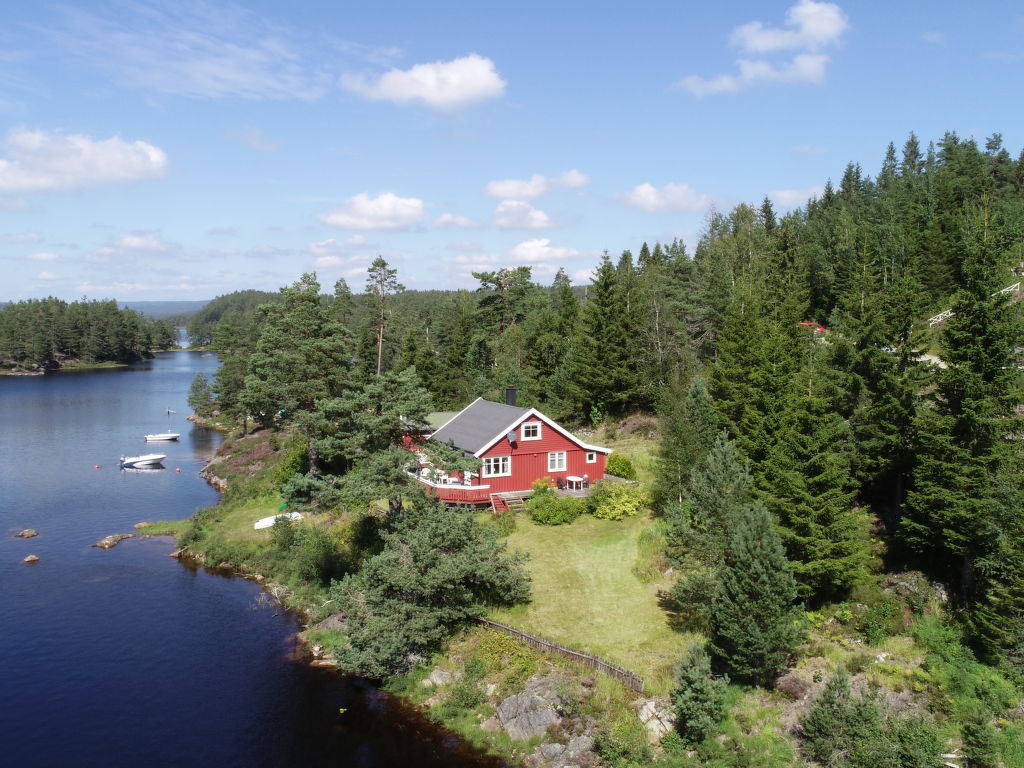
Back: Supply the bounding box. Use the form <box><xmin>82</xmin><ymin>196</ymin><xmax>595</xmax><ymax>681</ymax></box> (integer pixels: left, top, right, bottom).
<box><xmin>635</xmin><ymin>697</ymin><xmax>675</xmax><ymax>742</ymax></box>
<box><xmin>428</xmin><ymin>668</ymin><xmax>453</xmax><ymax>687</ymax></box>
<box><xmin>132</xmin><ymin>521</ymin><xmax>153</xmax><ymax>529</ymax></box>
<box><xmin>15</xmin><ymin>529</ymin><xmax>39</xmax><ymax>538</ymax></box>
<box><xmin>23</xmin><ymin>554</ymin><xmax>40</xmax><ymax>563</ymax></box>
<box><xmin>480</xmin><ymin>717</ymin><xmax>502</xmax><ymax>733</ymax></box>
<box><xmin>496</xmin><ymin>690</ymin><xmax>559</xmax><ymax>741</ymax></box>
<box><xmin>313</xmin><ymin>613</ymin><xmax>345</xmax><ymax>631</ymax></box>
<box><xmin>93</xmin><ymin>534</ymin><xmax>133</xmax><ymax>550</ymax></box>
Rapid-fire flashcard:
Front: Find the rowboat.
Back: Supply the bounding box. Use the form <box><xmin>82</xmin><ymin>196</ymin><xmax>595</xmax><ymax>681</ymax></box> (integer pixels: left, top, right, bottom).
<box><xmin>145</xmin><ymin>432</ymin><xmax>180</xmax><ymax>441</ymax></box>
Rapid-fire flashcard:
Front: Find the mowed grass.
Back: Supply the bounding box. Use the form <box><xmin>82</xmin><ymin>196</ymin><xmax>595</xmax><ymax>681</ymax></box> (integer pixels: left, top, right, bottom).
<box><xmin>489</xmin><ymin>513</ymin><xmax>691</xmax><ymax>693</ymax></box>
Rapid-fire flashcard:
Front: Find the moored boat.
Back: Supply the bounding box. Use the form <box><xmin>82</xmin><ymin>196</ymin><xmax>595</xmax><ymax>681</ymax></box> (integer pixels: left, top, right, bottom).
<box><xmin>145</xmin><ymin>432</ymin><xmax>180</xmax><ymax>441</ymax></box>
<box><xmin>120</xmin><ymin>453</ymin><xmax>167</xmax><ymax>468</ymax></box>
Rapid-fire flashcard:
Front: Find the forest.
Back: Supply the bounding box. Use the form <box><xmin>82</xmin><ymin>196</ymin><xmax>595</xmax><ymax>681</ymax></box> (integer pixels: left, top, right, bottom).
<box><xmin>184</xmin><ymin>131</ymin><xmax>1024</xmax><ymax>767</ymax></box>
<box><xmin>0</xmin><ymin>297</ymin><xmax>178</xmax><ymax>369</ymax></box>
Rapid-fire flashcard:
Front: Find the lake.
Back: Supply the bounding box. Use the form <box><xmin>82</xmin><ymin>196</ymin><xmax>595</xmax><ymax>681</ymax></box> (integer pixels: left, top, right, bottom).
<box><xmin>0</xmin><ymin>351</ymin><xmax>503</xmax><ymax>767</ymax></box>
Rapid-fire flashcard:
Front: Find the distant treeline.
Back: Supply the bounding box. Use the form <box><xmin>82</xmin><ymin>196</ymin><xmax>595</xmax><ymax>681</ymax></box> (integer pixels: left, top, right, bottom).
<box><xmin>0</xmin><ymin>297</ymin><xmax>177</xmax><ymax>369</ymax></box>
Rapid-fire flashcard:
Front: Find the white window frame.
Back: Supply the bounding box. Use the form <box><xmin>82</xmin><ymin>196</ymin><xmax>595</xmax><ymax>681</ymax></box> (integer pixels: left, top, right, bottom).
<box><xmin>548</xmin><ymin>451</ymin><xmax>566</xmax><ymax>472</ymax></box>
<box><xmin>586</xmin><ymin>451</ymin><xmax>597</xmax><ymax>464</ymax></box>
<box><xmin>521</xmin><ymin>422</ymin><xmax>542</xmax><ymax>441</ymax></box>
<box><xmin>482</xmin><ymin>455</ymin><xmax>512</xmax><ymax>478</ymax></box>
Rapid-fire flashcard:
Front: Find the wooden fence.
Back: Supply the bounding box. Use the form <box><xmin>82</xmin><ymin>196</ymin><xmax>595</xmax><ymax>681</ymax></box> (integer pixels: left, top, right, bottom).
<box><xmin>477</xmin><ymin>617</ymin><xmax>645</xmax><ymax>693</ymax></box>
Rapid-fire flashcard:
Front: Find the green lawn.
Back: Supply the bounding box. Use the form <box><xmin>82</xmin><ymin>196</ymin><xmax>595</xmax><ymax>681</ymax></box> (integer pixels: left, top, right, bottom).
<box><xmin>489</xmin><ymin>513</ymin><xmax>691</xmax><ymax>693</ymax></box>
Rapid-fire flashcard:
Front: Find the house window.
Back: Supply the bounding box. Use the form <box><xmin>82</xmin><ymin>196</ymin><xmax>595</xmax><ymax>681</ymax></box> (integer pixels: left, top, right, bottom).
<box><xmin>521</xmin><ymin>422</ymin><xmax>541</xmax><ymax>441</ymax></box>
<box><xmin>482</xmin><ymin>456</ymin><xmax>511</xmax><ymax>477</ymax></box>
<box><xmin>548</xmin><ymin>451</ymin><xmax>566</xmax><ymax>472</ymax></box>
<box><xmin>586</xmin><ymin>452</ymin><xmax>597</xmax><ymax>464</ymax></box>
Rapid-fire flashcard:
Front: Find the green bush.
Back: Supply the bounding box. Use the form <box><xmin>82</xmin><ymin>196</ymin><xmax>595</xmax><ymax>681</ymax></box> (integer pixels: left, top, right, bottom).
<box><xmin>596</xmin><ymin>712</ymin><xmax>652</xmax><ymax>767</ymax></box>
<box><xmin>590</xmin><ymin>481</ymin><xmax>648</xmax><ymax>520</ymax></box>
<box><xmin>489</xmin><ymin>512</ymin><xmax>517</xmax><ymax>537</ymax></box>
<box><xmin>527</xmin><ymin>489</ymin><xmax>585</xmax><ymax>525</ymax></box>
<box><xmin>606</xmin><ymin>452</ymin><xmax>637</xmax><ymax>480</ymax></box>
<box><xmin>800</xmin><ymin>670</ymin><xmax>943</xmax><ymax>768</ymax></box>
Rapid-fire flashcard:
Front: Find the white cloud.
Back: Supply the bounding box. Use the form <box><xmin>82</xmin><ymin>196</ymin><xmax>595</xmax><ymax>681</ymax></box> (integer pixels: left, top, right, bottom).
<box><xmin>730</xmin><ymin>0</ymin><xmax>848</xmax><ymax>53</ymax></box>
<box><xmin>0</xmin><ymin>128</ymin><xmax>167</xmax><ymax>193</ymax></box>
<box><xmin>37</xmin><ymin>271</ymin><xmax>58</xmax><ymax>280</ymax></box>
<box><xmin>922</xmin><ymin>30</ymin><xmax>944</xmax><ymax>45</ymax></box>
<box><xmin>231</xmin><ymin>127</ymin><xmax>280</xmax><ymax>152</ymax></box>
<box><xmin>51</xmin><ymin>4</ymin><xmax>336</xmax><ymax>100</ymax></box>
<box><xmin>678</xmin><ymin>0</ymin><xmax>848</xmax><ymax>97</ymax></box>
<box><xmin>681</xmin><ymin>53</ymin><xmax>830</xmax><ymax>96</ymax></box>
<box><xmin>485</xmin><ymin>173</ymin><xmax>548</xmax><ymax>200</ymax></box>
<box><xmin>435</xmin><ymin>212</ymin><xmax>480</xmax><ymax>228</ymax></box>
<box><xmin>115</xmin><ymin>233</ymin><xmax>173</xmax><ymax>252</ymax></box>
<box><xmin>494</xmin><ymin>200</ymin><xmax>553</xmax><ymax>230</ymax></box>
<box><xmin>307</xmin><ymin>236</ymin><xmax>369</xmax><ymax>268</ymax></box>
<box><xmin>320</xmin><ymin>192</ymin><xmax>425</xmax><ymax>230</ymax></box>
<box><xmin>484</xmin><ymin>169</ymin><xmax>589</xmax><ymax>200</ymax></box>
<box><xmin>553</xmin><ymin>169</ymin><xmax>590</xmax><ymax>189</ymax></box>
<box><xmin>453</xmin><ymin>253</ymin><xmax>501</xmax><ymax>267</ymax></box>
<box><xmin>2</xmin><ymin>231</ymin><xmax>44</xmax><ymax>244</ymax></box>
<box><xmin>769</xmin><ymin>185</ymin><xmax>826</xmax><ymax>209</ymax></box>
<box><xmin>622</xmin><ymin>182</ymin><xmax>712</xmax><ymax>213</ymax></box>
<box><xmin>28</xmin><ymin>251</ymin><xmax>59</xmax><ymax>261</ymax></box>
<box><xmin>340</xmin><ymin>54</ymin><xmax>505</xmax><ymax>111</ymax></box>
<box><xmin>508</xmin><ymin>238</ymin><xmax>579</xmax><ymax>264</ymax></box>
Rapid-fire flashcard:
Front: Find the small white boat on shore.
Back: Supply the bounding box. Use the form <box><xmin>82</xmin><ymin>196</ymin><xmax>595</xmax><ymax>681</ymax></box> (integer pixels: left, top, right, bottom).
<box><xmin>120</xmin><ymin>453</ymin><xmax>166</xmax><ymax>468</ymax></box>
<box><xmin>253</xmin><ymin>512</ymin><xmax>303</xmax><ymax>530</ymax></box>
<box><xmin>145</xmin><ymin>432</ymin><xmax>180</xmax><ymax>441</ymax></box>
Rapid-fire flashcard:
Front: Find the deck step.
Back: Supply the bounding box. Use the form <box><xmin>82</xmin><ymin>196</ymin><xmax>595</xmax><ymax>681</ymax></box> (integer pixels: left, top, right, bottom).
<box><xmin>490</xmin><ymin>491</ymin><xmax>531</xmax><ymax>514</ymax></box>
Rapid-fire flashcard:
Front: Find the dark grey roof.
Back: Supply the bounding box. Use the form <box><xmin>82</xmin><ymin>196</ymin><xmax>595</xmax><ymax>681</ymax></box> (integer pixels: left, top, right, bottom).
<box><xmin>429</xmin><ymin>398</ymin><xmax>528</xmax><ymax>455</ymax></box>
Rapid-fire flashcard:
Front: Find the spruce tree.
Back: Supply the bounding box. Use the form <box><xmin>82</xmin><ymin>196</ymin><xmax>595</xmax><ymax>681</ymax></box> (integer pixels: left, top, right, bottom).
<box><xmin>708</xmin><ymin>500</ymin><xmax>802</xmax><ymax>686</ymax></box>
<box><xmin>671</xmin><ymin>642</ymin><xmax>728</xmax><ymax>746</ymax></box>
<box><xmin>654</xmin><ymin>376</ymin><xmax>721</xmax><ymax>510</ymax></box>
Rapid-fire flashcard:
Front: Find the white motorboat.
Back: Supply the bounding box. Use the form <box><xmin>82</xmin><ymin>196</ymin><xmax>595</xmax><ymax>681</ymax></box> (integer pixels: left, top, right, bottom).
<box><xmin>145</xmin><ymin>432</ymin><xmax>180</xmax><ymax>441</ymax></box>
<box><xmin>120</xmin><ymin>453</ymin><xmax>167</xmax><ymax>468</ymax></box>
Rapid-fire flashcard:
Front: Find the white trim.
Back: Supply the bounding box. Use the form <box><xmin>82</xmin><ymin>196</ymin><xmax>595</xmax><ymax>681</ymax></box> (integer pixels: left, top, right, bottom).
<box><xmin>411</xmin><ymin>472</ymin><xmax>490</xmax><ymax>491</ymax></box>
<box><xmin>586</xmin><ymin>451</ymin><xmax>597</xmax><ymax>464</ymax></box>
<box><xmin>482</xmin><ymin>455</ymin><xmax>512</xmax><ymax>478</ymax></box>
<box><xmin>473</xmin><ymin>407</ymin><xmax>612</xmax><ymax>458</ymax></box>
<box><xmin>548</xmin><ymin>451</ymin><xmax>567</xmax><ymax>472</ymax></box>
<box><xmin>521</xmin><ymin>421</ymin><xmax>542</xmax><ymax>441</ymax></box>
<box><xmin>427</xmin><ymin>397</ymin><xmax>483</xmax><ymax>439</ymax></box>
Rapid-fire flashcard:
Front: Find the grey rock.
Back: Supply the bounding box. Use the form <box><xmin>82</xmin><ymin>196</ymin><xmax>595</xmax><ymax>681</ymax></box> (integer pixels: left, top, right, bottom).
<box><xmin>565</xmin><ymin>735</ymin><xmax>594</xmax><ymax>755</ymax></box>
<box><xmin>635</xmin><ymin>697</ymin><xmax>675</xmax><ymax>741</ymax></box>
<box><xmin>496</xmin><ymin>691</ymin><xmax>559</xmax><ymax>741</ymax></box>
<box><xmin>314</xmin><ymin>613</ymin><xmax>345</xmax><ymax>631</ymax></box>
<box><xmin>93</xmin><ymin>533</ymin><xmax>133</xmax><ymax>549</ymax></box>
<box><xmin>16</xmin><ymin>529</ymin><xmax>39</xmax><ymax>538</ymax></box>
<box><xmin>480</xmin><ymin>717</ymin><xmax>502</xmax><ymax>733</ymax></box>
<box><xmin>427</xmin><ymin>668</ymin><xmax>452</xmax><ymax>687</ymax></box>
<box><xmin>23</xmin><ymin>554</ymin><xmax>40</xmax><ymax>563</ymax></box>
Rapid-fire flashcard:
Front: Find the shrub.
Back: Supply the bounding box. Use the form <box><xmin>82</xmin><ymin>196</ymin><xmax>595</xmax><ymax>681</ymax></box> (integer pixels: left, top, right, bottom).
<box><xmin>800</xmin><ymin>670</ymin><xmax>944</xmax><ymax>768</ymax></box>
<box><xmin>489</xmin><ymin>512</ymin><xmax>517</xmax><ymax>537</ymax></box>
<box><xmin>590</xmin><ymin>481</ymin><xmax>648</xmax><ymax>520</ymax></box>
<box><xmin>606</xmin><ymin>452</ymin><xmax>637</xmax><ymax>480</ymax></box>
<box><xmin>528</xmin><ymin>491</ymin><xmax>585</xmax><ymax>525</ymax></box>
<box><xmin>671</xmin><ymin>642</ymin><xmax>728</xmax><ymax>746</ymax></box>
<box><xmin>596</xmin><ymin>712</ymin><xmax>651</xmax><ymax>766</ymax></box>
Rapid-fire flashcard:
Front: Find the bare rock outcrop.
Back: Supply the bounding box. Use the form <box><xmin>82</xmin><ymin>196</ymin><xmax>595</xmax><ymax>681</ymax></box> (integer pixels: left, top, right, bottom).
<box><xmin>16</xmin><ymin>529</ymin><xmax>39</xmax><ymax>538</ymax></box>
<box><xmin>93</xmin><ymin>534</ymin><xmax>134</xmax><ymax>549</ymax></box>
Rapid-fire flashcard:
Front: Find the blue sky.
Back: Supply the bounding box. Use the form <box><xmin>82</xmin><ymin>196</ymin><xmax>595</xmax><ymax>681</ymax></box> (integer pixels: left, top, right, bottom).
<box><xmin>1</xmin><ymin>0</ymin><xmax>1022</xmax><ymax>301</ymax></box>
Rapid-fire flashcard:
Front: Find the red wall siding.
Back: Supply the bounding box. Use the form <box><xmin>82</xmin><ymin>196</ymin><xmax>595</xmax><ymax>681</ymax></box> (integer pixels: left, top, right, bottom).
<box><xmin>477</xmin><ymin>416</ymin><xmax>606</xmax><ymax>493</ymax></box>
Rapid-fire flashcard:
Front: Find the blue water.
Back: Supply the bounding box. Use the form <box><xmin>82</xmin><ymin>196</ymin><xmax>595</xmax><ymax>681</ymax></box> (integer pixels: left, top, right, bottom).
<box><xmin>0</xmin><ymin>352</ymin><xmax>502</xmax><ymax>767</ymax></box>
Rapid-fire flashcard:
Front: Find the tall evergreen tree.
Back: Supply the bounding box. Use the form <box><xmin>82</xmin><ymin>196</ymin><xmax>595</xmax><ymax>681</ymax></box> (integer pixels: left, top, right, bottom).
<box><xmin>708</xmin><ymin>500</ymin><xmax>803</xmax><ymax>686</ymax></box>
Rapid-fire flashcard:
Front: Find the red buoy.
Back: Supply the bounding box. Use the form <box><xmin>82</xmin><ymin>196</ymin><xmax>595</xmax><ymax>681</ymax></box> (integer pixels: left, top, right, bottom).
<box><xmin>175</xmin><ymin>468</ymin><xmax>181</xmax><ymax>473</ymax></box>
<box><xmin>94</xmin><ymin>465</ymin><xmax>101</xmax><ymax>469</ymax></box>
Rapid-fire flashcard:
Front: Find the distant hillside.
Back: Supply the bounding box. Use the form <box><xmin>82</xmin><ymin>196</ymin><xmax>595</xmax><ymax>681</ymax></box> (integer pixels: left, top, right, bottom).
<box><xmin>118</xmin><ymin>300</ymin><xmax>210</xmax><ymax>319</ymax></box>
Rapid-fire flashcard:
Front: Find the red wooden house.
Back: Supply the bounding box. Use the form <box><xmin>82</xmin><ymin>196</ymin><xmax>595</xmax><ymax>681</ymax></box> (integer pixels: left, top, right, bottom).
<box><xmin>413</xmin><ymin>393</ymin><xmax>611</xmax><ymax>507</ymax></box>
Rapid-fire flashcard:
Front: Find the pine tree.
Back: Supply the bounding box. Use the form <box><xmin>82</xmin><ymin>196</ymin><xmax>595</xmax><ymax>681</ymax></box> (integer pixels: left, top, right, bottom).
<box><xmin>366</xmin><ymin>257</ymin><xmax>404</xmax><ymax>376</ymax></box>
<box><xmin>708</xmin><ymin>500</ymin><xmax>802</xmax><ymax>686</ymax></box>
